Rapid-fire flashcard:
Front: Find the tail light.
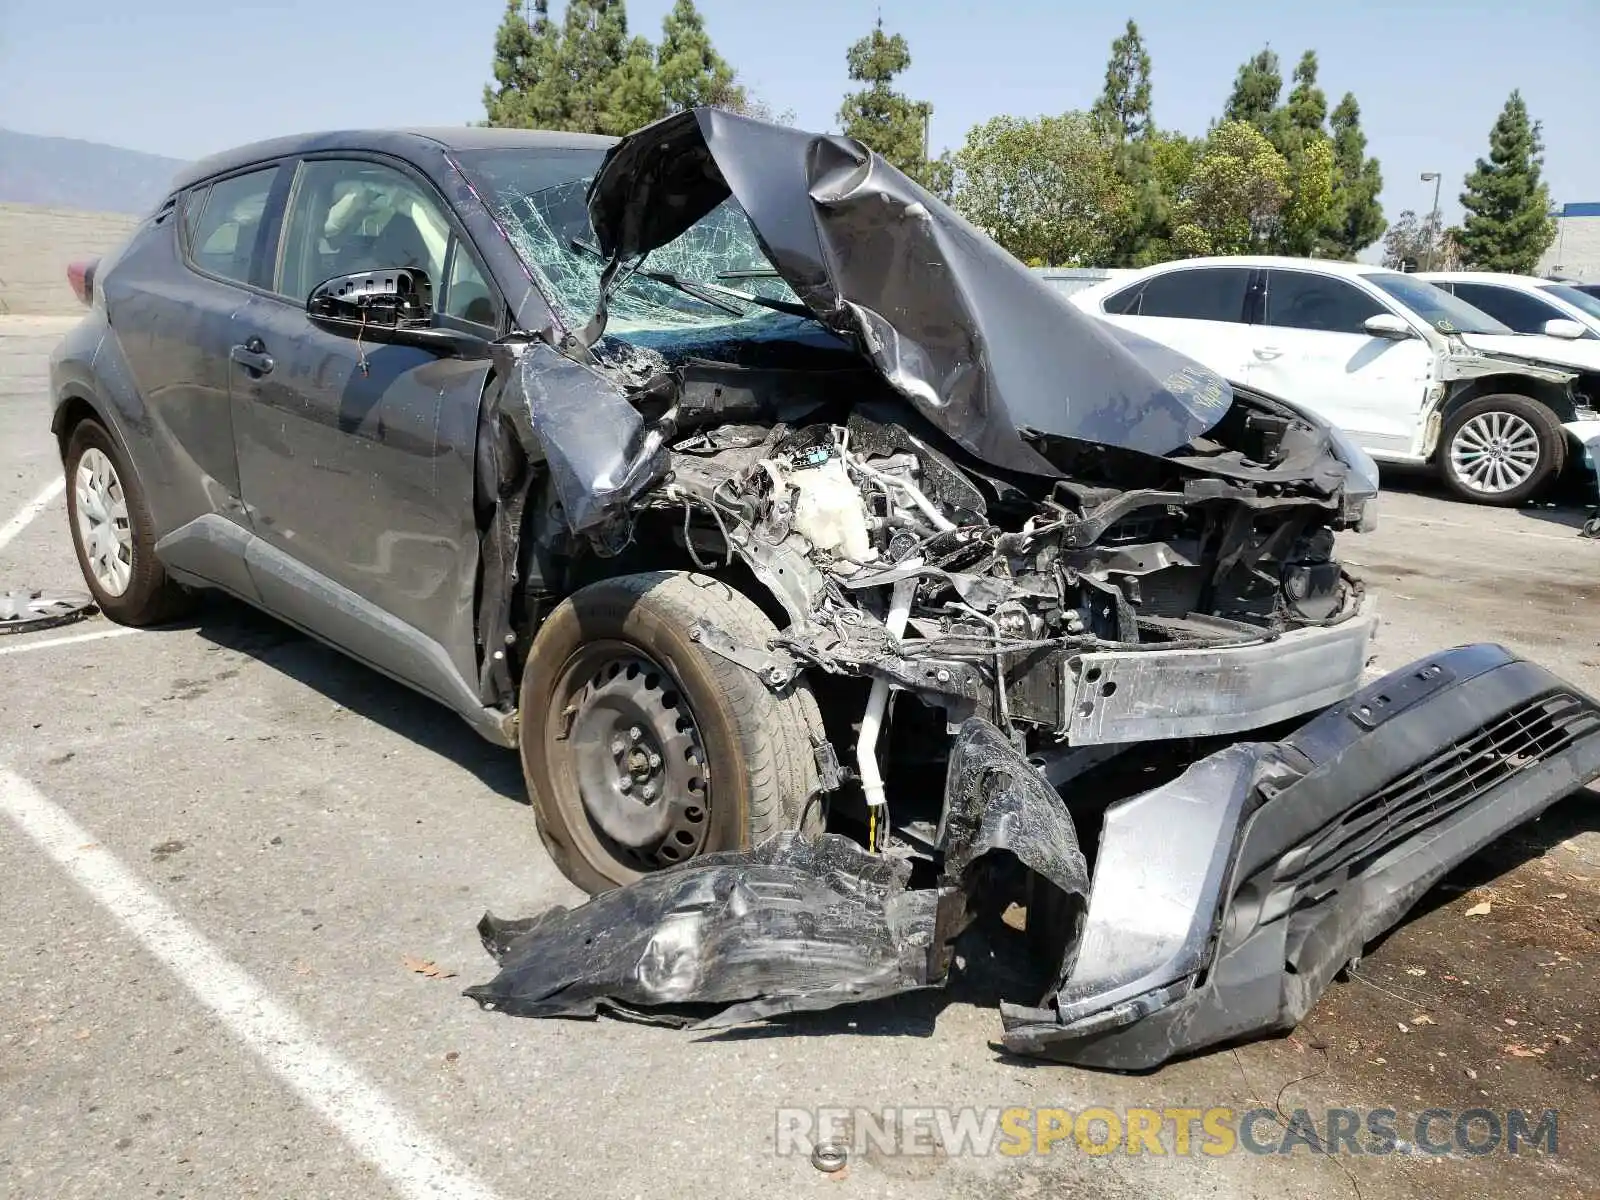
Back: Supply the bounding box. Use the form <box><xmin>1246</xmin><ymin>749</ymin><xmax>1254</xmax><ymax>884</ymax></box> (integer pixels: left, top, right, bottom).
<box><xmin>67</xmin><ymin>259</ymin><xmax>99</xmax><ymax>307</ymax></box>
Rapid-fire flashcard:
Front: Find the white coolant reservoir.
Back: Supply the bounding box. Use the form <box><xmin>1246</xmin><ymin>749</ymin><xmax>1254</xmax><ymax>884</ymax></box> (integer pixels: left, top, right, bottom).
<box><xmin>790</xmin><ymin>456</ymin><xmax>876</xmax><ymax>566</ymax></box>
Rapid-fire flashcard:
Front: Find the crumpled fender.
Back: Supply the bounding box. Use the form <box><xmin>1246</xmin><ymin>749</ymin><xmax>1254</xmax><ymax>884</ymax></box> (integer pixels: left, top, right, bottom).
<box><xmin>1440</xmin><ymin>345</ymin><xmax>1577</xmax><ymax>384</ymax></box>
<box><xmin>463</xmin><ymin>718</ymin><xmax>1088</xmax><ymax>1027</ymax></box>
<box><xmin>487</xmin><ymin>338</ymin><xmax>672</xmax><ymax>535</ymax></box>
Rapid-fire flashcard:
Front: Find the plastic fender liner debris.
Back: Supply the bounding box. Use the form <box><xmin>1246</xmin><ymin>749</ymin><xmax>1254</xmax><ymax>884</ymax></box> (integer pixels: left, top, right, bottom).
<box><xmin>464</xmin><ymin>718</ymin><xmax>1086</xmax><ymax>1028</ymax></box>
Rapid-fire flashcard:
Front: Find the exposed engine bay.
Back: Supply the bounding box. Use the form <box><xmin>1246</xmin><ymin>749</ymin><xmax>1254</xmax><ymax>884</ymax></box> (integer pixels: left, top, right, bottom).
<box><xmin>647</xmin><ymin>383</ymin><xmax>1367</xmax><ymax>772</ymax></box>
<box><xmin>487</xmin><ymin>332</ymin><xmax>1378</xmax><ymax>851</ymax></box>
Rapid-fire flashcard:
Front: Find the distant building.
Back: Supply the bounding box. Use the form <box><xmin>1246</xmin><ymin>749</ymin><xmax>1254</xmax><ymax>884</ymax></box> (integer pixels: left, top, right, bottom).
<box><xmin>1537</xmin><ymin>202</ymin><xmax>1600</xmax><ymax>281</ymax></box>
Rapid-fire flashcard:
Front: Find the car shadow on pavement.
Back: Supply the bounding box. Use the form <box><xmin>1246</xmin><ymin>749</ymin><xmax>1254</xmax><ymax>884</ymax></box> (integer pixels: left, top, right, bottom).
<box><xmin>1361</xmin><ymin>786</ymin><xmax>1600</xmax><ymax>949</ymax></box>
<box><xmin>691</xmin><ymin>989</ymin><xmax>949</xmax><ymax>1044</ymax></box>
<box><xmin>1378</xmin><ymin>462</ymin><xmax>1596</xmax><ymax>532</ymax></box>
<box><xmin>185</xmin><ymin>594</ymin><xmax>528</xmax><ymax>803</ymax></box>
<box><xmin>692</xmin><ymin>914</ymin><xmax>1054</xmax><ymax>1046</ymax></box>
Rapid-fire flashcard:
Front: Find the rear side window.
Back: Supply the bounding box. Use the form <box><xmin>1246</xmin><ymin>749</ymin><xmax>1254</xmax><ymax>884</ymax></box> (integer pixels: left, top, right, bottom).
<box><xmin>1449</xmin><ymin>282</ymin><xmax>1565</xmax><ymax>334</ymax></box>
<box><xmin>184</xmin><ymin>168</ymin><xmax>278</xmax><ymax>287</ymax></box>
<box><xmin>1105</xmin><ymin>268</ymin><xmax>1252</xmax><ymax>322</ymax></box>
<box><xmin>1263</xmin><ymin>271</ymin><xmax>1385</xmax><ymax>334</ymax></box>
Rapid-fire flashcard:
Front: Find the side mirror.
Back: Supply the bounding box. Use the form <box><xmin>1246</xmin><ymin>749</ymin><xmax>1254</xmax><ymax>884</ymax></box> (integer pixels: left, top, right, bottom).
<box><xmin>307</xmin><ymin>268</ymin><xmax>488</xmax><ymax>359</ymax></box>
<box><xmin>1363</xmin><ymin>313</ymin><xmax>1414</xmax><ymax>340</ymax></box>
<box><xmin>1542</xmin><ymin>317</ymin><xmax>1586</xmax><ymax>340</ymax></box>
<box><xmin>309</xmin><ymin>267</ymin><xmax>433</xmax><ymax>330</ymax></box>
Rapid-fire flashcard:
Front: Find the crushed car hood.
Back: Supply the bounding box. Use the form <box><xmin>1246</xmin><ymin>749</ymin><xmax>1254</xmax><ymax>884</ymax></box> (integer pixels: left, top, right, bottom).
<box><xmin>585</xmin><ymin>107</ymin><xmax>1235</xmax><ymax>475</ymax></box>
<box><xmin>1456</xmin><ymin>332</ymin><xmax>1597</xmax><ymax>374</ymax></box>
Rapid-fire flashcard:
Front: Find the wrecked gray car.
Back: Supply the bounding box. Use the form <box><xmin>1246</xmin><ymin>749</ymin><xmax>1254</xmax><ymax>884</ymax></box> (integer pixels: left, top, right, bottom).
<box><xmin>50</xmin><ymin>108</ymin><xmax>1600</xmax><ymax>1068</ymax></box>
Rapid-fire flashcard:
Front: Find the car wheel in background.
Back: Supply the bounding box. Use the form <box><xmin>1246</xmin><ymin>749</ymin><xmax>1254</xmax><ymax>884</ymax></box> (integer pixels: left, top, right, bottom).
<box><xmin>1439</xmin><ymin>395</ymin><xmax>1566</xmax><ymax>506</ymax></box>
<box><xmin>519</xmin><ymin>570</ymin><xmax>824</xmax><ymax>894</ymax></box>
<box><xmin>63</xmin><ymin>418</ymin><xmax>195</xmax><ymax>625</ymax></box>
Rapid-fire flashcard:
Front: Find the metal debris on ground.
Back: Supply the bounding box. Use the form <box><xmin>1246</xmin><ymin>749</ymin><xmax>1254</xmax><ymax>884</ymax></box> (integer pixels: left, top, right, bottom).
<box><xmin>810</xmin><ymin>1143</ymin><xmax>849</xmax><ymax>1174</ymax></box>
<box><xmin>0</xmin><ymin>588</ymin><xmax>95</xmax><ymax>634</ymax></box>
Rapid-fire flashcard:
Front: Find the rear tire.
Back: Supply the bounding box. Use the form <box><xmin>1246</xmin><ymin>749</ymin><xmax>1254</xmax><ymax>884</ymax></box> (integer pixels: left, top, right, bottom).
<box><xmin>519</xmin><ymin>571</ymin><xmax>824</xmax><ymax>894</ymax></box>
<box><xmin>63</xmin><ymin>418</ymin><xmax>194</xmax><ymax>626</ymax></box>
<box><xmin>1439</xmin><ymin>395</ymin><xmax>1565</xmax><ymax>506</ymax></box>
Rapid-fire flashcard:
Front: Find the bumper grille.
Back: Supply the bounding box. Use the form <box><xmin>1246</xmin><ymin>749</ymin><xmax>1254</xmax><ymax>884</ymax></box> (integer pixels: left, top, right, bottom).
<box><xmin>1291</xmin><ymin>691</ymin><xmax>1600</xmax><ymax>900</ymax></box>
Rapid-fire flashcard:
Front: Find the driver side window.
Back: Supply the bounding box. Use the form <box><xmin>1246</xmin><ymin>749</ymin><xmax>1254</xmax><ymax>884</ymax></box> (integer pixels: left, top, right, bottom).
<box><xmin>276</xmin><ymin>158</ymin><xmax>461</xmax><ymax>310</ymax></box>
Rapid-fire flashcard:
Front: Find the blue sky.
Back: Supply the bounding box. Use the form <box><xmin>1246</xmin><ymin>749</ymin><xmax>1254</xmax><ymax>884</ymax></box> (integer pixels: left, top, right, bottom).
<box><xmin>3</xmin><ymin>0</ymin><xmax>1596</xmax><ymax>231</ymax></box>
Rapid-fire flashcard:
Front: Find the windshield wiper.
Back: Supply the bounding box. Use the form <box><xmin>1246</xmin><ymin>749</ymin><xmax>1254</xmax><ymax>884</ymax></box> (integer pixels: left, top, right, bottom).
<box><xmin>570</xmin><ymin>239</ymin><xmax>812</xmax><ymax>319</ymax></box>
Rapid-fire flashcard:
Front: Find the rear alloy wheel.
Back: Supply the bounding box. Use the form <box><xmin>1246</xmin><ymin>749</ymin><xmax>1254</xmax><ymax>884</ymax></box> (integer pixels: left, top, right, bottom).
<box><xmin>64</xmin><ymin>419</ymin><xmax>194</xmax><ymax>625</ymax></box>
<box><xmin>519</xmin><ymin>571</ymin><xmax>824</xmax><ymax>894</ymax></box>
<box><xmin>1440</xmin><ymin>395</ymin><xmax>1565</xmax><ymax>506</ymax></box>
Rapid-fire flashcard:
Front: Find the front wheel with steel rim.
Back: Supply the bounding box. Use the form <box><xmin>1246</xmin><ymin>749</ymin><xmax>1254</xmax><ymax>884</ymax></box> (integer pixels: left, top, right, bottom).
<box><xmin>1439</xmin><ymin>395</ymin><xmax>1565</xmax><ymax>507</ymax></box>
<box><xmin>519</xmin><ymin>571</ymin><xmax>825</xmax><ymax>895</ymax></box>
<box><xmin>63</xmin><ymin>418</ymin><xmax>194</xmax><ymax>625</ymax></box>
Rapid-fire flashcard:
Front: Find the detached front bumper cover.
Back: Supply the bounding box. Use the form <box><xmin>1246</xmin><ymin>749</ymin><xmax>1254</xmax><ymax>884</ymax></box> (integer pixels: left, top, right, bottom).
<box><xmin>467</xmin><ymin>643</ymin><xmax>1600</xmax><ymax>1069</ymax></box>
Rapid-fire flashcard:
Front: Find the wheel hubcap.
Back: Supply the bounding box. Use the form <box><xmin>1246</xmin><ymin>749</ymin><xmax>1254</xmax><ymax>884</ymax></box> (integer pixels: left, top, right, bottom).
<box><xmin>73</xmin><ymin>448</ymin><xmax>133</xmax><ymax>596</ymax></box>
<box><xmin>1449</xmin><ymin>411</ymin><xmax>1541</xmax><ymax>494</ymax></box>
<box><xmin>557</xmin><ymin>646</ymin><xmax>710</xmax><ymax>871</ymax></box>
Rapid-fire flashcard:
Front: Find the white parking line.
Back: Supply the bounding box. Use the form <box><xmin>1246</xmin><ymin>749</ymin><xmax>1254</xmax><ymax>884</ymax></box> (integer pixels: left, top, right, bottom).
<box><xmin>0</xmin><ymin>476</ymin><xmax>66</xmax><ymax>555</ymax></box>
<box><xmin>0</xmin><ymin>768</ymin><xmax>506</xmax><ymax>1200</ymax></box>
<box><xmin>0</xmin><ymin>626</ymin><xmax>139</xmax><ymax>657</ymax></box>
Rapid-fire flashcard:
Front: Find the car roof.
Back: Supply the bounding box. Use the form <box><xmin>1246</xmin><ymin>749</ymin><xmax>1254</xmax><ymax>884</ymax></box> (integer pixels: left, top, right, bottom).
<box><xmin>1090</xmin><ymin>255</ymin><xmax>1402</xmax><ymax>283</ymax></box>
<box><xmin>1416</xmin><ymin>270</ymin><xmax>1558</xmax><ymax>289</ymax></box>
<box><xmin>1071</xmin><ymin>256</ymin><xmax>1404</xmax><ymax>301</ymax></box>
<box><xmin>173</xmin><ymin>127</ymin><xmax>618</xmax><ymax>193</ymax></box>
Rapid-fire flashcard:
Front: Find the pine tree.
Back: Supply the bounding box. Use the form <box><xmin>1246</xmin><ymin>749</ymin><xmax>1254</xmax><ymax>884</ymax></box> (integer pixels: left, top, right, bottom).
<box><xmin>837</xmin><ymin>19</ymin><xmax>936</xmax><ymax>184</ymax></box>
<box><xmin>658</xmin><ymin>0</ymin><xmax>742</xmax><ymax>112</ymax></box>
<box><xmin>1458</xmin><ymin>90</ymin><xmax>1557</xmax><ymax>273</ymax></box>
<box><xmin>603</xmin><ymin>31</ymin><xmax>667</xmax><ymax>135</ymax></box>
<box><xmin>1283</xmin><ymin>52</ymin><xmax>1326</xmax><ymax>146</ymax></box>
<box><xmin>1091</xmin><ymin>21</ymin><xmax>1164</xmax><ymax>265</ymax></box>
<box><xmin>1272</xmin><ymin>51</ymin><xmax>1334</xmax><ymax>255</ymax></box>
<box><xmin>1090</xmin><ymin>20</ymin><xmax>1153</xmax><ymax>142</ymax></box>
<box><xmin>483</xmin><ymin>0</ymin><xmax>568</xmax><ymax>129</ymax></box>
<box><xmin>1223</xmin><ymin>49</ymin><xmax>1284</xmax><ymax>140</ymax></box>
<box><xmin>1320</xmin><ymin>93</ymin><xmax>1385</xmax><ymax>258</ymax></box>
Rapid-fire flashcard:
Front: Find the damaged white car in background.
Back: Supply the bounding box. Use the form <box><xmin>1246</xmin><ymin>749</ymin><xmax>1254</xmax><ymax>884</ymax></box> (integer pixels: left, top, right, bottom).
<box><xmin>1070</xmin><ymin>257</ymin><xmax>1600</xmax><ymax>507</ymax></box>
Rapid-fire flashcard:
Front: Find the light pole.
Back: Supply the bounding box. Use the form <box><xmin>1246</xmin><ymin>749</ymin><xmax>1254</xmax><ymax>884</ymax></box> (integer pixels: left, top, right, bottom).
<box><xmin>1420</xmin><ymin>172</ymin><xmax>1443</xmax><ymax>271</ymax></box>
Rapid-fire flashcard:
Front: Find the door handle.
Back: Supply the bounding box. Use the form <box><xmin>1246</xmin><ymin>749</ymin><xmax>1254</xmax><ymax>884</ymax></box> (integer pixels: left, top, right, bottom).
<box><xmin>1253</xmin><ymin>347</ymin><xmax>1283</xmax><ymax>361</ymax></box>
<box><xmin>230</xmin><ymin>338</ymin><xmax>275</xmax><ymax>376</ymax></box>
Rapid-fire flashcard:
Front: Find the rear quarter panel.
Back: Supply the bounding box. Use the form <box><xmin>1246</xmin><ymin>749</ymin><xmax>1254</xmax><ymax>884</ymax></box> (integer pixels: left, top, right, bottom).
<box><xmin>51</xmin><ymin>208</ymin><xmax>248</xmax><ymax>542</ymax></box>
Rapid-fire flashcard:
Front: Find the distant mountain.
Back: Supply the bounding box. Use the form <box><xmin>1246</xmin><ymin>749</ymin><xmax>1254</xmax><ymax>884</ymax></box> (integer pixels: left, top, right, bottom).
<box><xmin>0</xmin><ymin>129</ymin><xmax>189</xmax><ymax>215</ymax></box>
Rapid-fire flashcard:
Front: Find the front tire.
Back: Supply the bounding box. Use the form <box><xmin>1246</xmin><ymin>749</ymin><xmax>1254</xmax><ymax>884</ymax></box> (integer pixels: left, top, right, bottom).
<box><xmin>1439</xmin><ymin>395</ymin><xmax>1566</xmax><ymax>506</ymax></box>
<box><xmin>63</xmin><ymin>419</ymin><xmax>194</xmax><ymax>625</ymax></box>
<box><xmin>519</xmin><ymin>571</ymin><xmax>824</xmax><ymax>894</ymax></box>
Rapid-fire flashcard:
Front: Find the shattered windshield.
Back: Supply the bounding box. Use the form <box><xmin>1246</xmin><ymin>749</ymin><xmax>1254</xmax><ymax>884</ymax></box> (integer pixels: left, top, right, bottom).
<box><xmin>1368</xmin><ymin>272</ymin><xmax>1513</xmax><ymax>335</ymax></box>
<box><xmin>455</xmin><ymin>147</ymin><xmax>803</xmax><ymax>335</ymax></box>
